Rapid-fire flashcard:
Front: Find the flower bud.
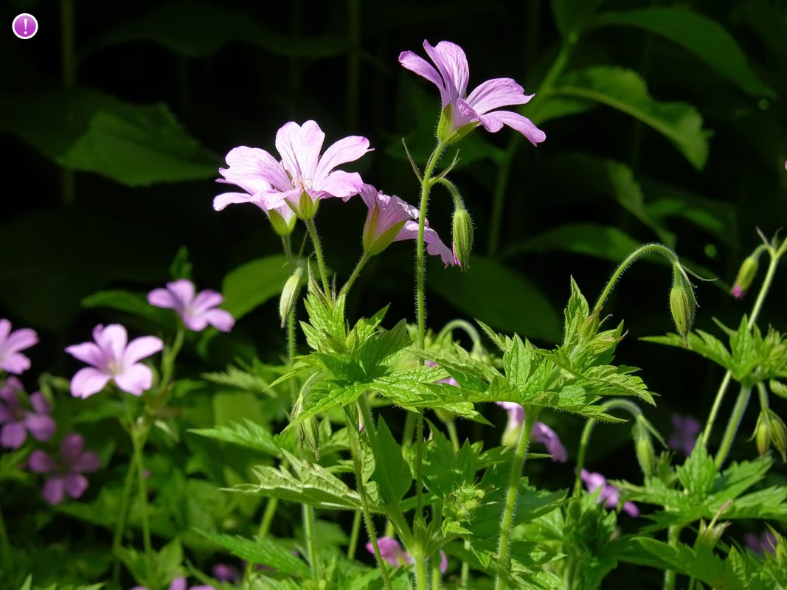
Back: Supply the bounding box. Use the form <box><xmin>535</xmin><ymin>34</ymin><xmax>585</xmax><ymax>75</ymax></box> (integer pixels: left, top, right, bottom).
<box><xmin>286</xmin><ymin>191</ymin><xmax>320</xmax><ymax>221</ymax></box>
<box><xmin>753</xmin><ymin>408</ymin><xmax>787</xmax><ymax>461</ymax></box>
<box><xmin>279</xmin><ymin>266</ymin><xmax>304</xmax><ymax>328</ymax></box>
<box><xmin>268</xmin><ymin>209</ymin><xmax>297</xmax><ymax>236</ymax></box>
<box><xmin>633</xmin><ymin>418</ymin><xmax>656</xmax><ymax>478</ymax></box>
<box><xmin>580</xmin><ymin>311</ymin><xmax>600</xmax><ymax>342</ymax></box>
<box><xmin>730</xmin><ymin>256</ymin><xmax>758</xmax><ymax>299</ymax></box>
<box><xmin>770</xmin><ymin>380</ymin><xmax>787</xmax><ymax>399</ymax></box>
<box><xmin>292</xmin><ymin>396</ymin><xmax>321</xmax><ymax>460</ymax></box>
<box><xmin>590</xmin><ymin>330</ymin><xmax>623</xmax><ymax>355</ymax></box>
<box><xmin>694</xmin><ymin>501</ymin><xmax>731</xmax><ymax>551</ymax></box>
<box><xmin>452</xmin><ymin>208</ymin><xmax>473</xmax><ymax>270</ymax></box>
<box><xmin>670</xmin><ymin>264</ymin><xmax>697</xmax><ymax>344</ymax></box>
<box><xmin>437</xmin><ymin>105</ymin><xmax>476</xmax><ymax>145</ymax></box>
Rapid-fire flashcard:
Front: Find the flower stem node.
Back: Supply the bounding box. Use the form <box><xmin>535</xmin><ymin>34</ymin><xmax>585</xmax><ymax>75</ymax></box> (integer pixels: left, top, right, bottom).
<box><xmin>669</xmin><ymin>263</ymin><xmax>697</xmax><ymax>345</ymax></box>
<box><xmin>279</xmin><ymin>266</ymin><xmax>304</xmax><ymax>327</ymax></box>
<box><xmin>730</xmin><ymin>255</ymin><xmax>759</xmax><ymax>299</ymax></box>
<box><xmin>269</xmin><ymin>208</ymin><xmax>297</xmax><ymax>236</ymax></box>
<box><xmin>451</xmin><ymin>208</ymin><xmax>474</xmax><ymax>270</ymax></box>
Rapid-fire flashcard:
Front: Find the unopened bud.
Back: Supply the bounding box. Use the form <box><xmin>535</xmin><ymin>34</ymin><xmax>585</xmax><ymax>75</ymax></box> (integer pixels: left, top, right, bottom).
<box><xmin>292</xmin><ymin>396</ymin><xmax>321</xmax><ymax>460</ymax></box>
<box><xmin>670</xmin><ymin>264</ymin><xmax>697</xmax><ymax>344</ymax></box>
<box><xmin>268</xmin><ymin>209</ymin><xmax>297</xmax><ymax>236</ymax></box>
<box><xmin>730</xmin><ymin>256</ymin><xmax>758</xmax><ymax>299</ymax></box>
<box><xmin>580</xmin><ymin>312</ymin><xmax>600</xmax><ymax>342</ymax></box>
<box><xmin>695</xmin><ymin>501</ymin><xmax>732</xmax><ymax>551</ymax></box>
<box><xmin>437</xmin><ymin>105</ymin><xmax>477</xmax><ymax>145</ymax></box>
<box><xmin>279</xmin><ymin>267</ymin><xmax>304</xmax><ymax>327</ymax></box>
<box><xmin>633</xmin><ymin>418</ymin><xmax>656</xmax><ymax>478</ymax></box>
<box><xmin>452</xmin><ymin>208</ymin><xmax>473</xmax><ymax>270</ymax></box>
<box><xmin>753</xmin><ymin>409</ymin><xmax>787</xmax><ymax>461</ymax></box>
<box><xmin>590</xmin><ymin>330</ymin><xmax>623</xmax><ymax>355</ymax></box>
<box><xmin>770</xmin><ymin>380</ymin><xmax>787</xmax><ymax>399</ymax></box>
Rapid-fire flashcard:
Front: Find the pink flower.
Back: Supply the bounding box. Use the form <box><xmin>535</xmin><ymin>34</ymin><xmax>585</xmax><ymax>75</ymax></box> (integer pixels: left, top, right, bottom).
<box><xmin>220</xmin><ymin>121</ymin><xmax>371</xmax><ymax>219</ymax></box>
<box><xmin>668</xmin><ymin>414</ymin><xmax>701</xmax><ymax>455</ymax></box>
<box><xmin>65</xmin><ymin>325</ymin><xmax>163</xmax><ymax>399</ymax></box>
<box><xmin>360</xmin><ymin>185</ymin><xmax>455</xmax><ymax>266</ymax></box>
<box><xmin>214</xmin><ymin>151</ymin><xmax>297</xmax><ymax>236</ymax></box>
<box><xmin>212</xmin><ymin>563</ymin><xmax>241</xmax><ymax>583</ymax></box>
<box><xmin>366</xmin><ymin>537</ymin><xmax>447</xmax><ymax>573</ymax></box>
<box><xmin>399</xmin><ymin>41</ymin><xmax>546</xmax><ymax>146</ymax></box>
<box><xmin>0</xmin><ymin>377</ymin><xmax>56</xmax><ymax>449</ymax></box>
<box><xmin>745</xmin><ymin>530</ymin><xmax>777</xmax><ymax>556</ymax></box>
<box><xmin>28</xmin><ymin>433</ymin><xmax>100</xmax><ymax>505</ymax></box>
<box><xmin>580</xmin><ymin>469</ymin><xmax>639</xmax><ymax>517</ymax></box>
<box><xmin>0</xmin><ymin>319</ymin><xmax>38</xmax><ymax>375</ymax></box>
<box><xmin>133</xmin><ymin>579</ymin><xmax>215</xmax><ymax>590</ymax></box>
<box><xmin>148</xmin><ymin>280</ymin><xmax>235</xmax><ymax>332</ymax></box>
<box><xmin>495</xmin><ymin>402</ymin><xmax>567</xmax><ymax>462</ymax></box>
<box><xmin>496</xmin><ymin>401</ymin><xmax>524</xmax><ymax>431</ymax></box>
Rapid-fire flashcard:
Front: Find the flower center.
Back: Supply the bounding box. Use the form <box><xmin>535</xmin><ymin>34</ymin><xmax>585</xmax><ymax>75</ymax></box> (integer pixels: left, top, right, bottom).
<box><xmin>293</xmin><ymin>177</ymin><xmax>313</xmax><ymax>191</ymax></box>
<box><xmin>106</xmin><ymin>359</ymin><xmax>121</xmax><ymax>376</ymax></box>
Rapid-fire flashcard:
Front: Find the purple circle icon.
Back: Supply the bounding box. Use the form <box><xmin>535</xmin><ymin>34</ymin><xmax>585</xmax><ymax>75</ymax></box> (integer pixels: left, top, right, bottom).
<box><xmin>12</xmin><ymin>13</ymin><xmax>38</xmax><ymax>39</ymax></box>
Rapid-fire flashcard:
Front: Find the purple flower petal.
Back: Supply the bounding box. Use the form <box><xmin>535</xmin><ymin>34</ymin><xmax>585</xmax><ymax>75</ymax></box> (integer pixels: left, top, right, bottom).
<box><xmin>213</xmin><ymin>191</ymin><xmax>265</xmax><ymax>212</ymax></box>
<box><xmin>622</xmin><ymin>501</ymin><xmax>640</xmax><ymax>518</ymax></box>
<box><xmin>531</xmin><ymin>422</ymin><xmax>568</xmax><ymax>463</ymax></box>
<box><xmin>43</xmin><ymin>476</ymin><xmax>65</xmax><ymax>505</ymax></box>
<box><xmin>65</xmin><ymin>341</ymin><xmax>106</xmax><ymax>368</ymax></box>
<box><xmin>60</xmin><ymin>433</ymin><xmax>85</xmax><ymax>465</ymax></box>
<box><xmin>29</xmin><ymin>392</ymin><xmax>51</xmax><ymax>414</ymax></box>
<box><xmin>398</xmin><ymin>50</ymin><xmax>446</xmax><ymax>101</ymax></box>
<box><xmin>64</xmin><ymin>473</ymin><xmax>89</xmax><ymax>499</ymax></box>
<box><xmin>147</xmin><ymin>288</ymin><xmax>179</xmax><ymax>310</ymax></box>
<box><xmin>113</xmin><ymin>363</ymin><xmax>153</xmax><ymax>396</ymax></box>
<box><xmin>276</xmin><ymin>120</ymin><xmax>325</xmax><ymax>181</ymax></box>
<box><xmin>122</xmin><ymin>336</ymin><xmax>163</xmax><ymax>366</ymax></box>
<box><xmin>0</xmin><ymin>353</ymin><xmax>32</xmax><ymax>375</ymax></box>
<box><xmin>0</xmin><ymin>376</ymin><xmax>23</xmax><ymax>404</ymax></box>
<box><xmin>168</xmin><ymin>578</ymin><xmax>188</xmax><ymax>590</ymax></box>
<box><xmin>0</xmin><ymin>406</ymin><xmax>11</xmax><ymax>423</ymax></box>
<box><xmin>24</xmin><ymin>413</ymin><xmax>56</xmax><ymax>442</ymax></box>
<box><xmin>317</xmin><ymin>170</ymin><xmax>365</xmax><ymax>201</ymax></box>
<box><xmin>465</xmin><ymin>78</ymin><xmax>532</xmax><ymax>115</ymax></box>
<box><xmin>393</xmin><ymin>221</ymin><xmax>456</xmax><ymax>267</ymax></box>
<box><xmin>2</xmin><ymin>327</ymin><xmax>38</xmax><ymax>355</ymax></box>
<box><xmin>0</xmin><ymin>421</ymin><xmax>27</xmax><ymax>448</ymax></box>
<box><xmin>73</xmin><ymin>450</ymin><xmax>101</xmax><ymax>473</ymax></box>
<box><xmin>224</xmin><ymin>146</ymin><xmax>293</xmax><ymax>193</ymax></box>
<box><xmin>191</xmin><ymin>290</ymin><xmax>224</xmax><ymax>315</ymax></box>
<box><xmin>203</xmin><ymin>309</ymin><xmax>235</xmax><ymax>332</ymax></box>
<box><xmin>95</xmin><ymin>325</ymin><xmax>128</xmax><ymax>363</ymax></box>
<box><xmin>477</xmin><ymin>110</ymin><xmax>546</xmax><ymax>146</ymax></box>
<box><xmin>70</xmin><ymin>367</ymin><xmax>112</xmax><ymax>399</ymax></box>
<box><xmin>28</xmin><ymin>450</ymin><xmax>56</xmax><ymax>473</ymax></box>
<box><xmin>439</xmin><ymin>550</ymin><xmax>448</xmax><ymax>574</ymax></box>
<box><xmin>423</xmin><ymin>41</ymin><xmax>469</xmax><ymax>105</ymax></box>
<box><xmin>496</xmin><ymin>402</ymin><xmax>525</xmax><ymax>431</ymax></box>
<box><xmin>314</xmin><ymin>136</ymin><xmax>372</xmax><ymax>183</ymax></box>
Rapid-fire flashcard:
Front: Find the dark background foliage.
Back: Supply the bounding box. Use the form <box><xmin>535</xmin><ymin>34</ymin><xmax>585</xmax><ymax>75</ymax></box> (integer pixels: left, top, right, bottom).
<box><xmin>2</xmin><ymin>0</ymin><xmax>786</xmax><ymax>586</ymax></box>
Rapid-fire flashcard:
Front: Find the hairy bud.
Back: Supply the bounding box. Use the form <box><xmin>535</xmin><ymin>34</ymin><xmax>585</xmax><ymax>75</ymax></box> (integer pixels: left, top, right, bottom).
<box><xmin>268</xmin><ymin>209</ymin><xmax>297</xmax><ymax>237</ymax></box>
<box><xmin>633</xmin><ymin>417</ymin><xmax>656</xmax><ymax>478</ymax></box>
<box><xmin>452</xmin><ymin>208</ymin><xmax>474</xmax><ymax>271</ymax></box>
<box><xmin>580</xmin><ymin>311</ymin><xmax>600</xmax><ymax>342</ymax></box>
<box><xmin>670</xmin><ymin>264</ymin><xmax>697</xmax><ymax>344</ymax></box>
<box><xmin>292</xmin><ymin>396</ymin><xmax>321</xmax><ymax>460</ymax></box>
<box><xmin>279</xmin><ymin>266</ymin><xmax>304</xmax><ymax>327</ymax></box>
<box><xmin>437</xmin><ymin>105</ymin><xmax>477</xmax><ymax>145</ymax></box>
<box><xmin>753</xmin><ymin>408</ymin><xmax>787</xmax><ymax>461</ymax></box>
<box><xmin>730</xmin><ymin>256</ymin><xmax>758</xmax><ymax>299</ymax></box>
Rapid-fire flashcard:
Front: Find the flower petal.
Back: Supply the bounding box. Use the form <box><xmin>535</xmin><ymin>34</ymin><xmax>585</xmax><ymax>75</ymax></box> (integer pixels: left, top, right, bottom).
<box><xmin>28</xmin><ymin>450</ymin><xmax>56</xmax><ymax>473</ymax></box>
<box><xmin>0</xmin><ymin>353</ymin><xmax>31</xmax><ymax>374</ymax></box>
<box><xmin>60</xmin><ymin>433</ymin><xmax>85</xmax><ymax>465</ymax></box>
<box><xmin>3</xmin><ymin>328</ymin><xmax>38</xmax><ymax>354</ymax></box>
<box><xmin>29</xmin><ymin>392</ymin><xmax>51</xmax><ymax>414</ymax></box>
<box><xmin>399</xmin><ymin>50</ymin><xmax>447</xmax><ymax>104</ymax></box>
<box><xmin>423</xmin><ymin>40</ymin><xmax>469</xmax><ymax>103</ymax></box>
<box><xmin>531</xmin><ymin>422</ymin><xmax>567</xmax><ymax>463</ymax></box>
<box><xmin>70</xmin><ymin>367</ymin><xmax>111</xmax><ymax>399</ymax></box>
<box><xmin>25</xmin><ymin>413</ymin><xmax>56</xmax><ymax>442</ymax></box>
<box><xmin>465</xmin><ymin>78</ymin><xmax>532</xmax><ymax>115</ymax></box>
<box><xmin>213</xmin><ymin>191</ymin><xmax>264</xmax><ymax>212</ymax></box>
<box><xmin>440</xmin><ymin>550</ymin><xmax>448</xmax><ymax>574</ymax></box>
<box><xmin>224</xmin><ymin>146</ymin><xmax>293</xmax><ymax>192</ymax></box>
<box><xmin>165</xmin><ymin>280</ymin><xmax>196</xmax><ymax>310</ymax></box>
<box><xmin>43</xmin><ymin>476</ymin><xmax>65</xmax><ymax>505</ymax></box>
<box><xmin>622</xmin><ymin>501</ymin><xmax>640</xmax><ymax>517</ymax></box>
<box><xmin>204</xmin><ymin>309</ymin><xmax>235</xmax><ymax>332</ymax></box>
<box><xmin>314</xmin><ymin>137</ymin><xmax>371</xmax><ymax>184</ymax></box>
<box><xmin>393</xmin><ymin>221</ymin><xmax>456</xmax><ymax>267</ymax></box>
<box><xmin>0</xmin><ymin>377</ymin><xmax>22</xmax><ymax>404</ymax></box>
<box><xmin>64</xmin><ymin>473</ymin><xmax>89</xmax><ymax>499</ymax></box>
<box><xmin>65</xmin><ymin>341</ymin><xmax>105</xmax><ymax>368</ymax></box>
<box><xmin>276</xmin><ymin>120</ymin><xmax>325</xmax><ymax>181</ymax></box>
<box><xmin>147</xmin><ymin>288</ymin><xmax>178</xmax><ymax>310</ymax></box>
<box><xmin>95</xmin><ymin>324</ymin><xmax>128</xmax><ymax>364</ymax></box>
<box><xmin>183</xmin><ymin>314</ymin><xmax>209</xmax><ymax>332</ymax></box>
<box><xmin>123</xmin><ymin>336</ymin><xmax>163</xmax><ymax>366</ymax></box>
<box><xmin>477</xmin><ymin>110</ymin><xmax>546</xmax><ymax>146</ymax></box>
<box><xmin>73</xmin><ymin>450</ymin><xmax>101</xmax><ymax>473</ymax></box>
<box><xmin>191</xmin><ymin>290</ymin><xmax>223</xmax><ymax>314</ymax></box>
<box><xmin>1</xmin><ymin>421</ymin><xmax>26</xmax><ymax>448</ymax></box>
<box><xmin>316</xmin><ymin>170</ymin><xmax>366</xmax><ymax>201</ymax></box>
<box><xmin>0</xmin><ymin>319</ymin><xmax>10</xmax><ymax>344</ymax></box>
<box><xmin>168</xmin><ymin>578</ymin><xmax>188</xmax><ymax>590</ymax></box>
<box><xmin>114</xmin><ymin>363</ymin><xmax>154</xmax><ymax>396</ymax></box>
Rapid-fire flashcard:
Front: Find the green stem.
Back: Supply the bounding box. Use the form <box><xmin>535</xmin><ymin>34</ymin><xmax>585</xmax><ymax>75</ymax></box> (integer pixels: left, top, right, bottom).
<box><xmin>305</xmin><ymin>218</ymin><xmax>331</xmax><ymax>296</ymax></box>
<box><xmin>347</xmin><ymin>510</ymin><xmax>362</xmax><ymax>559</ymax></box>
<box><xmin>436</xmin><ymin>319</ymin><xmax>482</xmax><ymax>349</ymax></box>
<box><xmin>593</xmin><ymin>244</ymin><xmax>679</xmax><ymax>315</ymax></box>
<box><xmin>282</xmin><ymin>235</ymin><xmax>293</xmax><ymax>260</ymax></box>
<box><xmin>131</xmin><ymin>427</ymin><xmax>152</xmax><ymax>556</ymax></box>
<box><xmin>111</xmin><ymin>458</ymin><xmax>137</xmax><ymax>585</ymax></box>
<box><xmin>446</xmin><ymin>420</ymin><xmax>460</xmax><ymax>452</ymax></box>
<box><xmin>663</xmin><ymin>525</ymin><xmax>682</xmax><ymax>590</ymax></box>
<box><xmin>0</xmin><ymin>502</ymin><xmax>11</xmax><ymax>569</ymax></box>
<box><xmin>702</xmin><ymin>249</ymin><xmax>781</xmax><ymax>446</ymax></box>
<box><xmin>340</xmin><ymin>252</ymin><xmax>371</xmax><ymax>297</ymax></box>
<box><xmin>573</xmin><ymin>399</ymin><xmax>644</xmax><ymax>497</ymax></box>
<box><xmin>495</xmin><ymin>408</ymin><xmax>539</xmax><ymax>590</ymax></box>
<box><xmin>346</xmin><ymin>408</ymin><xmax>395</xmax><ymax>590</ymax></box>
<box><xmin>714</xmin><ymin>385</ymin><xmax>752</xmax><ymax>469</ymax></box>
<box><xmin>303</xmin><ymin>504</ymin><xmax>320</xmax><ymax>579</ymax></box>
<box><xmin>402</xmin><ymin>412</ymin><xmax>416</xmax><ymax>448</ymax></box>
<box><xmin>415</xmin><ymin>554</ymin><xmax>429</xmax><ymax>590</ymax></box>
<box><xmin>156</xmin><ymin>327</ymin><xmax>185</xmax><ymax>406</ymax></box>
<box><xmin>757</xmin><ymin>382</ymin><xmax>769</xmax><ymax>410</ymax></box>
<box><xmin>258</xmin><ymin>497</ymin><xmax>278</xmax><ymax>538</ymax></box>
<box><xmin>460</xmin><ymin>540</ymin><xmax>471</xmax><ymax>588</ymax></box>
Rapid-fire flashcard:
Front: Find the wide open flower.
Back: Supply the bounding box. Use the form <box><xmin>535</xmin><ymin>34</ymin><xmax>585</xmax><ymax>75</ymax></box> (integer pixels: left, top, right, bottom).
<box><xmin>0</xmin><ymin>319</ymin><xmax>38</xmax><ymax>375</ymax></box>
<box><xmin>580</xmin><ymin>469</ymin><xmax>639</xmax><ymax>517</ymax></box>
<box><xmin>0</xmin><ymin>377</ymin><xmax>56</xmax><ymax>449</ymax></box>
<box><xmin>221</xmin><ymin>121</ymin><xmax>371</xmax><ymax>220</ymax></box>
<box><xmin>668</xmin><ymin>414</ymin><xmax>701</xmax><ymax>455</ymax></box>
<box><xmin>399</xmin><ymin>40</ymin><xmax>546</xmax><ymax>146</ymax></box>
<box><xmin>65</xmin><ymin>325</ymin><xmax>163</xmax><ymax>398</ymax></box>
<box><xmin>495</xmin><ymin>402</ymin><xmax>567</xmax><ymax>463</ymax></box>
<box><xmin>214</xmin><ymin>151</ymin><xmax>297</xmax><ymax>236</ymax></box>
<box><xmin>366</xmin><ymin>537</ymin><xmax>447</xmax><ymax>574</ymax></box>
<box><xmin>360</xmin><ymin>184</ymin><xmax>454</xmax><ymax>266</ymax></box>
<box><xmin>148</xmin><ymin>279</ymin><xmax>235</xmax><ymax>332</ymax></box>
<box><xmin>28</xmin><ymin>433</ymin><xmax>100</xmax><ymax>505</ymax></box>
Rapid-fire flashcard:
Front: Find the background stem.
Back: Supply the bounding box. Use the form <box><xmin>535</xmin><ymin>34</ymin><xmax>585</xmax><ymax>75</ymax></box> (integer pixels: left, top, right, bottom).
<box><xmin>714</xmin><ymin>385</ymin><xmax>752</xmax><ymax>468</ymax></box>
<box><xmin>305</xmin><ymin>218</ymin><xmax>331</xmax><ymax>296</ymax></box>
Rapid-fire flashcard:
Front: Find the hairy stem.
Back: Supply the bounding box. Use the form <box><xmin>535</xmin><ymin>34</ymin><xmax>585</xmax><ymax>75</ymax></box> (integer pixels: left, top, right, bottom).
<box><xmin>495</xmin><ymin>408</ymin><xmax>539</xmax><ymax>590</ymax></box>
<box><xmin>347</xmin><ymin>510</ymin><xmax>362</xmax><ymax>559</ymax></box>
<box><xmin>131</xmin><ymin>426</ymin><xmax>152</xmax><ymax>556</ymax></box>
<box><xmin>305</xmin><ymin>218</ymin><xmax>331</xmax><ymax>296</ymax></box>
<box><xmin>415</xmin><ymin>553</ymin><xmax>429</xmax><ymax>590</ymax></box>
<box><xmin>663</xmin><ymin>525</ymin><xmax>682</xmax><ymax>590</ymax></box>
<box><xmin>341</xmin><ymin>252</ymin><xmax>371</xmax><ymax>297</ymax></box>
<box><xmin>714</xmin><ymin>385</ymin><xmax>752</xmax><ymax>469</ymax></box>
<box><xmin>303</xmin><ymin>504</ymin><xmax>320</xmax><ymax>579</ymax></box>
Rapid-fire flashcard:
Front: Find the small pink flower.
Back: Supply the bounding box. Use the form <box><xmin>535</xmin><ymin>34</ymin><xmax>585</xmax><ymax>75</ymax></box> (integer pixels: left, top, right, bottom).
<box><xmin>668</xmin><ymin>414</ymin><xmax>701</xmax><ymax>455</ymax></box>
<box><xmin>399</xmin><ymin>40</ymin><xmax>546</xmax><ymax>146</ymax></box>
<box><xmin>65</xmin><ymin>325</ymin><xmax>163</xmax><ymax>399</ymax></box>
<box><xmin>0</xmin><ymin>377</ymin><xmax>56</xmax><ymax>449</ymax></box>
<box><xmin>29</xmin><ymin>433</ymin><xmax>100</xmax><ymax>505</ymax></box>
<box><xmin>148</xmin><ymin>280</ymin><xmax>235</xmax><ymax>332</ymax></box>
<box><xmin>745</xmin><ymin>530</ymin><xmax>777</xmax><ymax>556</ymax></box>
<box><xmin>495</xmin><ymin>402</ymin><xmax>567</xmax><ymax>463</ymax></box>
<box><xmin>0</xmin><ymin>319</ymin><xmax>38</xmax><ymax>375</ymax></box>
<box><xmin>366</xmin><ymin>537</ymin><xmax>447</xmax><ymax>573</ymax></box>
<box><xmin>212</xmin><ymin>563</ymin><xmax>241</xmax><ymax>583</ymax></box>
<box><xmin>581</xmin><ymin>469</ymin><xmax>639</xmax><ymax>517</ymax></box>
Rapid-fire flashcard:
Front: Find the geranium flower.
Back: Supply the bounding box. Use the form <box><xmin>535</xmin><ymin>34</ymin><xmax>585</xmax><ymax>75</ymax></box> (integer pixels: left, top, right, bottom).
<box><xmin>148</xmin><ymin>280</ymin><xmax>235</xmax><ymax>332</ymax></box>
<box><xmin>214</xmin><ymin>151</ymin><xmax>297</xmax><ymax>236</ymax></box>
<box><xmin>28</xmin><ymin>433</ymin><xmax>100</xmax><ymax>505</ymax></box>
<box><xmin>212</xmin><ymin>563</ymin><xmax>241</xmax><ymax>583</ymax></box>
<box><xmin>745</xmin><ymin>530</ymin><xmax>777</xmax><ymax>556</ymax></box>
<box><xmin>668</xmin><ymin>414</ymin><xmax>701</xmax><ymax>455</ymax></box>
<box><xmin>366</xmin><ymin>537</ymin><xmax>447</xmax><ymax>573</ymax></box>
<box><xmin>65</xmin><ymin>325</ymin><xmax>163</xmax><ymax>399</ymax></box>
<box><xmin>399</xmin><ymin>40</ymin><xmax>546</xmax><ymax>146</ymax></box>
<box><xmin>360</xmin><ymin>185</ymin><xmax>454</xmax><ymax>266</ymax></box>
<box><xmin>0</xmin><ymin>319</ymin><xmax>38</xmax><ymax>375</ymax></box>
<box><xmin>221</xmin><ymin>121</ymin><xmax>371</xmax><ymax>220</ymax></box>
<box><xmin>495</xmin><ymin>402</ymin><xmax>567</xmax><ymax>463</ymax></box>
<box><xmin>133</xmin><ymin>578</ymin><xmax>215</xmax><ymax>590</ymax></box>
<box><xmin>580</xmin><ymin>469</ymin><xmax>639</xmax><ymax>517</ymax></box>
<box><xmin>0</xmin><ymin>377</ymin><xmax>56</xmax><ymax>449</ymax></box>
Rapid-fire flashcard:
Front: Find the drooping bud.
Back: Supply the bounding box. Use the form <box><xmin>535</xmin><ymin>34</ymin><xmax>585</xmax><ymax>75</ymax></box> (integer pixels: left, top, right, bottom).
<box><xmin>451</xmin><ymin>208</ymin><xmax>474</xmax><ymax>271</ymax></box>
<box><xmin>730</xmin><ymin>256</ymin><xmax>758</xmax><ymax>299</ymax></box>
<box><xmin>279</xmin><ymin>266</ymin><xmax>304</xmax><ymax>327</ymax></box>
<box><xmin>753</xmin><ymin>408</ymin><xmax>787</xmax><ymax>461</ymax></box>
<box><xmin>770</xmin><ymin>380</ymin><xmax>787</xmax><ymax>399</ymax></box>
<box><xmin>670</xmin><ymin>263</ymin><xmax>697</xmax><ymax>345</ymax></box>
<box><xmin>292</xmin><ymin>395</ymin><xmax>321</xmax><ymax>460</ymax></box>
<box><xmin>268</xmin><ymin>209</ymin><xmax>297</xmax><ymax>236</ymax></box>
<box><xmin>633</xmin><ymin>417</ymin><xmax>656</xmax><ymax>478</ymax></box>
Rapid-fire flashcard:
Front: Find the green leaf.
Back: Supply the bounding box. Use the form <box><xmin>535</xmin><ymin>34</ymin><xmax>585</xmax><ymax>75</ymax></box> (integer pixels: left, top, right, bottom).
<box><xmin>593</xmin><ymin>8</ymin><xmax>775</xmax><ymax>98</ymax></box>
<box><xmin>82</xmin><ymin>289</ymin><xmax>175</xmax><ymax>328</ymax></box>
<box><xmin>221</xmin><ymin>255</ymin><xmax>292</xmax><ymax>320</ymax></box>
<box><xmin>553</xmin><ymin>67</ymin><xmax>709</xmax><ymax>169</ymax></box>
<box><xmin>194</xmin><ymin>529</ymin><xmax>311</xmax><ymax>578</ymax></box>
<box><xmin>189</xmin><ymin>420</ymin><xmax>282</xmax><ymax>457</ymax></box>
<box><xmin>429</xmin><ymin>256</ymin><xmax>561</xmax><ymax>343</ymax></box>
<box><xmin>0</xmin><ymin>448</ymin><xmax>30</xmax><ymax>483</ymax></box>
<box><xmin>551</xmin><ymin>0</ymin><xmax>604</xmax><ymax>37</ymax></box>
<box><xmin>676</xmin><ymin>444</ymin><xmax>716</xmax><ymax>498</ymax></box>
<box><xmin>86</xmin><ymin>3</ymin><xmax>348</xmax><ymax>58</ymax></box>
<box><xmin>372</xmin><ymin>417</ymin><xmax>412</xmax><ymax>504</ymax></box>
<box><xmin>503</xmin><ymin>223</ymin><xmax>642</xmax><ymax>263</ymax></box>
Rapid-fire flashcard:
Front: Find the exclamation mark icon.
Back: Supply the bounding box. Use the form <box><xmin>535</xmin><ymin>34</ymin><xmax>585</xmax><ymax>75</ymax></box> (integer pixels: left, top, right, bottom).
<box><xmin>13</xmin><ymin>13</ymin><xmax>37</xmax><ymax>39</ymax></box>
<box><xmin>23</xmin><ymin>17</ymin><xmax>28</xmax><ymax>35</ymax></box>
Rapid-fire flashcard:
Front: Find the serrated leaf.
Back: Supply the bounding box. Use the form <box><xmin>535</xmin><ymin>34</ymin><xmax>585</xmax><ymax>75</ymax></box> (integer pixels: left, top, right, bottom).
<box><xmin>194</xmin><ymin>529</ymin><xmax>310</xmax><ymax>577</ymax></box>
<box><xmin>189</xmin><ymin>420</ymin><xmax>282</xmax><ymax>457</ymax></box>
<box><xmin>676</xmin><ymin>444</ymin><xmax>717</xmax><ymax>498</ymax></box>
<box><xmin>372</xmin><ymin>417</ymin><xmax>412</xmax><ymax>504</ymax></box>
